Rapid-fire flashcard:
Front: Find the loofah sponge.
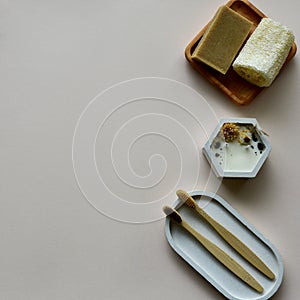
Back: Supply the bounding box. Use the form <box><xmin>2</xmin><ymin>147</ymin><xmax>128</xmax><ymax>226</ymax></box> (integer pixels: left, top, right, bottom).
<box><xmin>233</xmin><ymin>18</ymin><xmax>295</xmax><ymax>87</ymax></box>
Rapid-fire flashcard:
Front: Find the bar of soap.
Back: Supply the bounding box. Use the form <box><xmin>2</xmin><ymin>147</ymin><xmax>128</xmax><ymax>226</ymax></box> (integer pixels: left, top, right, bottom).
<box><xmin>191</xmin><ymin>6</ymin><xmax>253</xmax><ymax>74</ymax></box>
<box><xmin>233</xmin><ymin>18</ymin><xmax>295</xmax><ymax>87</ymax></box>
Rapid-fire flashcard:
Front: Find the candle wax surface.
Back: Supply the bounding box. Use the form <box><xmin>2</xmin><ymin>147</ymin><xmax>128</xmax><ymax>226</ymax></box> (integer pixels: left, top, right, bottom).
<box><xmin>210</xmin><ymin>124</ymin><xmax>266</xmax><ymax>172</ymax></box>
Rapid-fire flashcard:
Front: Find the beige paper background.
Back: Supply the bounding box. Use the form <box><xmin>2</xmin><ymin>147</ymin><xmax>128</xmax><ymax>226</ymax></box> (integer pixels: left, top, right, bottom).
<box><xmin>0</xmin><ymin>0</ymin><xmax>299</xmax><ymax>299</ymax></box>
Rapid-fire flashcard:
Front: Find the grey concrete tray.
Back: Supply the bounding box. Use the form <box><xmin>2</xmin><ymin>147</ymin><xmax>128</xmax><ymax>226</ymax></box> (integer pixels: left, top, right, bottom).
<box><xmin>164</xmin><ymin>191</ymin><xmax>283</xmax><ymax>300</ymax></box>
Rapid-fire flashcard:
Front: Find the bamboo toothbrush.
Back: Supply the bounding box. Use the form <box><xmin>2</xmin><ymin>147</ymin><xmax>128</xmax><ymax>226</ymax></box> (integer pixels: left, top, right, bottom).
<box><xmin>163</xmin><ymin>206</ymin><xmax>263</xmax><ymax>293</ymax></box>
<box><xmin>176</xmin><ymin>189</ymin><xmax>275</xmax><ymax>280</ymax></box>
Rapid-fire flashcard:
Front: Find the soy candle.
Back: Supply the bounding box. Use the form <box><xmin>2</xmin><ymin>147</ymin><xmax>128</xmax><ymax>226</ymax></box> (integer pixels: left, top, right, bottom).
<box><xmin>203</xmin><ymin>118</ymin><xmax>271</xmax><ymax>178</ymax></box>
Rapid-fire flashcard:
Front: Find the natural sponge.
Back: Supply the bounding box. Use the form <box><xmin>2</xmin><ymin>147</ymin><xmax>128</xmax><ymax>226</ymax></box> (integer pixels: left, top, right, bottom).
<box><xmin>233</xmin><ymin>18</ymin><xmax>295</xmax><ymax>87</ymax></box>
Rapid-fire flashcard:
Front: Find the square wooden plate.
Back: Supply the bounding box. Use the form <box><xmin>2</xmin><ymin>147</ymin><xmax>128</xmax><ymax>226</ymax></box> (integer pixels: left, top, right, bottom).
<box><xmin>185</xmin><ymin>0</ymin><xmax>297</xmax><ymax>105</ymax></box>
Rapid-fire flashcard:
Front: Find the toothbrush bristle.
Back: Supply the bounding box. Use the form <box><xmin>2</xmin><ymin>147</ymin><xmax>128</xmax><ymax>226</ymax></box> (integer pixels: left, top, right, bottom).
<box><xmin>176</xmin><ymin>190</ymin><xmax>196</xmax><ymax>208</ymax></box>
<box><xmin>185</xmin><ymin>197</ymin><xmax>196</xmax><ymax>208</ymax></box>
<box><xmin>162</xmin><ymin>206</ymin><xmax>182</xmax><ymax>223</ymax></box>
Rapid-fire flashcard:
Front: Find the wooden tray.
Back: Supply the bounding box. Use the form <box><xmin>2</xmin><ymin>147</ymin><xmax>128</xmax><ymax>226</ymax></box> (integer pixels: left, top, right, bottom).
<box><xmin>185</xmin><ymin>0</ymin><xmax>297</xmax><ymax>105</ymax></box>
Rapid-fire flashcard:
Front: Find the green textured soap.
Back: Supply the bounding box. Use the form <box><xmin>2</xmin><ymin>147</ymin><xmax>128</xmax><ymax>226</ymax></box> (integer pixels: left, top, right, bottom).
<box><xmin>192</xmin><ymin>6</ymin><xmax>253</xmax><ymax>74</ymax></box>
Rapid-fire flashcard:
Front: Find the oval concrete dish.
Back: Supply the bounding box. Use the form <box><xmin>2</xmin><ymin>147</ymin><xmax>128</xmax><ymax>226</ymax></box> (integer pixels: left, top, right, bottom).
<box><xmin>203</xmin><ymin>118</ymin><xmax>271</xmax><ymax>178</ymax></box>
<box><xmin>164</xmin><ymin>191</ymin><xmax>284</xmax><ymax>300</ymax></box>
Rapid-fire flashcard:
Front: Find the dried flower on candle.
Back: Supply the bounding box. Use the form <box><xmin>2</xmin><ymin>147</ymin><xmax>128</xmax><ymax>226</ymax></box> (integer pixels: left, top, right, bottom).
<box><xmin>221</xmin><ymin>123</ymin><xmax>239</xmax><ymax>142</ymax></box>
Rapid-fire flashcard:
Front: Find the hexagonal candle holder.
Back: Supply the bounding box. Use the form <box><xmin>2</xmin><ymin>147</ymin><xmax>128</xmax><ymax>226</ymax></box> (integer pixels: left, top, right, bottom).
<box><xmin>203</xmin><ymin>118</ymin><xmax>271</xmax><ymax>178</ymax></box>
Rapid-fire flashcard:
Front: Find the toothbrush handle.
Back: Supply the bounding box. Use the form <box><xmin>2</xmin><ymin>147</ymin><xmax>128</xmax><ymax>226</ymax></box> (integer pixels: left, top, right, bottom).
<box><xmin>196</xmin><ymin>206</ymin><xmax>275</xmax><ymax>280</ymax></box>
<box><xmin>182</xmin><ymin>219</ymin><xmax>263</xmax><ymax>293</ymax></box>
